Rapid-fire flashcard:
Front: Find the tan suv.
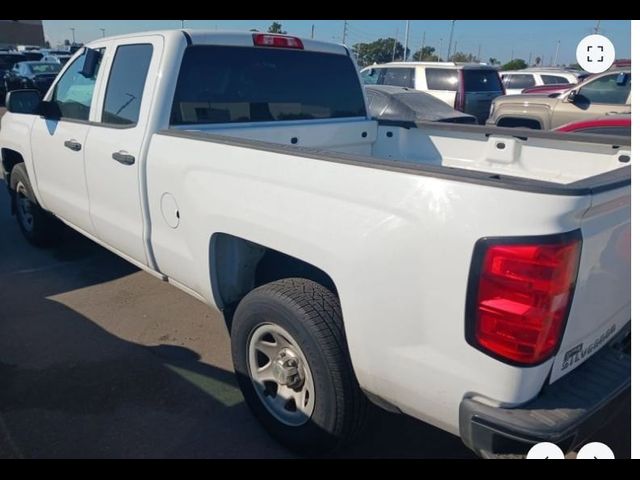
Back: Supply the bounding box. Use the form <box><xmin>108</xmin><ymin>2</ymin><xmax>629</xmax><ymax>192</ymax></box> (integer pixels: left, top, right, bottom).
<box><xmin>486</xmin><ymin>70</ymin><xmax>630</xmax><ymax>130</ymax></box>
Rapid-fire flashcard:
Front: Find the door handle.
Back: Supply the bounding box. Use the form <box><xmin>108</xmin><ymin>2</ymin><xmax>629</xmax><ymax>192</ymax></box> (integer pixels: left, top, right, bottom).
<box><xmin>112</xmin><ymin>151</ymin><xmax>135</xmax><ymax>166</ymax></box>
<box><xmin>64</xmin><ymin>139</ymin><xmax>82</xmax><ymax>151</ymax></box>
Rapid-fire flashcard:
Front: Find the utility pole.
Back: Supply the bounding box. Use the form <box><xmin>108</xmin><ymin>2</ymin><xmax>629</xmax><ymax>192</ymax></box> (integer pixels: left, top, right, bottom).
<box><xmin>70</xmin><ymin>27</ymin><xmax>76</xmax><ymax>44</ymax></box>
<box><xmin>453</xmin><ymin>41</ymin><xmax>457</xmax><ymax>58</ymax></box>
<box><xmin>446</xmin><ymin>20</ymin><xmax>456</xmax><ymax>61</ymax></box>
<box><xmin>439</xmin><ymin>38</ymin><xmax>443</xmax><ymax>61</ymax></box>
<box><xmin>419</xmin><ymin>31</ymin><xmax>426</xmax><ymax>61</ymax></box>
<box><xmin>100</xmin><ymin>28</ymin><xmax>106</xmax><ymax>38</ymax></box>
<box><xmin>391</xmin><ymin>28</ymin><xmax>398</xmax><ymax>61</ymax></box>
<box><xmin>477</xmin><ymin>44</ymin><xmax>481</xmax><ymax>62</ymax></box>
<box><xmin>403</xmin><ymin>20</ymin><xmax>410</xmax><ymax>61</ymax></box>
<box><xmin>311</xmin><ymin>24</ymin><xmax>315</xmax><ymax>39</ymax></box>
<box><xmin>180</xmin><ymin>20</ymin><xmax>185</xmax><ymax>29</ymax></box>
<box><xmin>594</xmin><ymin>20</ymin><xmax>601</xmax><ymax>34</ymax></box>
<box><xmin>553</xmin><ymin>40</ymin><xmax>560</xmax><ymax>66</ymax></box>
<box><xmin>528</xmin><ymin>51</ymin><xmax>532</xmax><ymax>66</ymax></box>
<box><xmin>342</xmin><ymin>20</ymin><xmax>348</xmax><ymax>44</ymax></box>
<box><xmin>511</xmin><ymin>49</ymin><xmax>514</xmax><ymax>61</ymax></box>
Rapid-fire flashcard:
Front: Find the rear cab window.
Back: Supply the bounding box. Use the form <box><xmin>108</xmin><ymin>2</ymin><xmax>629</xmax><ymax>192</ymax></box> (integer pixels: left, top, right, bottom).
<box><xmin>171</xmin><ymin>45</ymin><xmax>366</xmax><ymax>125</ymax></box>
<box><xmin>379</xmin><ymin>68</ymin><xmax>415</xmax><ymax>88</ymax></box>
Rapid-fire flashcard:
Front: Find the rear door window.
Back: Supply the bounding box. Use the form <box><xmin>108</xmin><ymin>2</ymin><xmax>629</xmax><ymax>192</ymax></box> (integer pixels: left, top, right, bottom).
<box><xmin>380</xmin><ymin>68</ymin><xmax>414</xmax><ymax>88</ymax></box>
<box><xmin>361</xmin><ymin>68</ymin><xmax>381</xmax><ymax>85</ymax></box>
<box><xmin>503</xmin><ymin>73</ymin><xmax>535</xmax><ymax>90</ymax></box>
<box><xmin>463</xmin><ymin>69</ymin><xmax>503</xmax><ymax>91</ymax></box>
<box><xmin>101</xmin><ymin>44</ymin><xmax>153</xmax><ymax>126</ymax></box>
<box><xmin>171</xmin><ymin>45</ymin><xmax>366</xmax><ymax>125</ymax></box>
<box><xmin>541</xmin><ymin>75</ymin><xmax>570</xmax><ymax>84</ymax></box>
<box><xmin>425</xmin><ymin>68</ymin><xmax>458</xmax><ymax>91</ymax></box>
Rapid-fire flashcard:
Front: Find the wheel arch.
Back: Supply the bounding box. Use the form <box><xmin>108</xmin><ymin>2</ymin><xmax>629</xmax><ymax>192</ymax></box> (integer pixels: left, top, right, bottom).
<box><xmin>208</xmin><ymin>232</ymin><xmax>340</xmax><ymax>326</ymax></box>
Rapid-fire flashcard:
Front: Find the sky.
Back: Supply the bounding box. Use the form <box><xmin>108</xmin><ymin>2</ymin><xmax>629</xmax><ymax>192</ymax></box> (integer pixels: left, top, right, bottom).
<box><xmin>43</xmin><ymin>20</ymin><xmax>631</xmax><ymax>65</ymax></box>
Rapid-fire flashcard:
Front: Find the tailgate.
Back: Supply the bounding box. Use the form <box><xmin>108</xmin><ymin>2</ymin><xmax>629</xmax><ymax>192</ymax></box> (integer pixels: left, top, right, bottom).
<box><xmin>549</xmin><ymin>184</ymin><xmax>631</xmax><ymax>382</ymax></box>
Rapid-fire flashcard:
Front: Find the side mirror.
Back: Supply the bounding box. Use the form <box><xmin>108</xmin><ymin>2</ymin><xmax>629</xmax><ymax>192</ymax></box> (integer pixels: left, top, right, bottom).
<box><xmin>567</xmin><ymin>90</ymin><xmax>578</xmax><ymax>103</ymax></box>
<box><xmin>616</xmin><ymin>72</ymin><xmax>629</xmax><ymax>86</ymax></box>
<box><xmin>5</xmin><ymin>89</ymin><xmax>41</xmax><ymax>114</ymax></box>
<box><xmin>80</xmin><ymin>48</ymin><xmax>101</xmax><ymax>78</ymax></box>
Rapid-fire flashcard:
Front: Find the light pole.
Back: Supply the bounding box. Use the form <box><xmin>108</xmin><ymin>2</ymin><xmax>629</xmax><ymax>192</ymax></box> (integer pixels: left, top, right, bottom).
<box><xmin>70</xmin><ymin>27</ymin><xmax>76</xmax><ymax>44</ymax></box>
<box><xmin>446</xmin><ymin>20</ymin><xmax>456</xmax><ymax>61</ymax></box>
<box><xmin>180</xmin><ymin>20</ymin><xmax>185</xmax><ymax>29</ymax></box>
<box><xmin>553</xmin><ymin>40</ymin><xmax>560</xmax><ymax>66</ymax></box>
<box><xmin>100</xmin><ymin>28</ymin><xmax>106</xmax><ymax>38</ymax></box>
<box><xmin>439</xmin><ymin>38</ymin><xmax>443</xmax><ymax>61</ymax></box>
<box><xmin>403</xmin><ymin>20</ymin><xmax>410</xmax><ymax>61</ymax></box>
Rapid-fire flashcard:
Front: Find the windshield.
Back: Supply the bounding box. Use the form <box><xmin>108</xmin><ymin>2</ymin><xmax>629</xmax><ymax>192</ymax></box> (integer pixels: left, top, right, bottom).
<box><xmin>462</xmin><ymin>69</ymin><xmax>503</xmax><ymax>92</ymax></box>
<box><xmin>28</xmin><ymin>63</ymin><xmax>61</xmax><ymax>74</ymax></box>
<box><xmin>171</xmin><ymin>45</ymin><xmax>366</xmax><ymax>125</ymax></box>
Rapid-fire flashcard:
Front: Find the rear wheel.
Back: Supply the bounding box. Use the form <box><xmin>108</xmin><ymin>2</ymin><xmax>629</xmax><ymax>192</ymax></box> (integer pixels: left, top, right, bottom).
<box><xmin>10</xmin><ymin>163</ymin><xmax>61</xmax><ymax>247</ymax></box>
<box><xmin>231</xmin><ymin>278</ymin><xmax>368</xmax><ymax>454</ymax></box>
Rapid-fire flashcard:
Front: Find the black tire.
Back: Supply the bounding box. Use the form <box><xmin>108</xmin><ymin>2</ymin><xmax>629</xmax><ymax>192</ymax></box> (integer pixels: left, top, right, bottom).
<box><xmin>10</xmin><ymin>163</ymin><xmax>61</xmax><ymax>247</ymax></box>
<box><xmin>231</xmin><ymin>278</ymin><xmax>368</xmax><ymax>455</ymax></box>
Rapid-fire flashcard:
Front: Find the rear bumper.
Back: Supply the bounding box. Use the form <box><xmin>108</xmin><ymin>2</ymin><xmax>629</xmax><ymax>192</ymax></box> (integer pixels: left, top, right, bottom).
<box><xmin>459</xmin><ymin>324</ymin><xmax>630</xmax><ymax>458</ymax></box>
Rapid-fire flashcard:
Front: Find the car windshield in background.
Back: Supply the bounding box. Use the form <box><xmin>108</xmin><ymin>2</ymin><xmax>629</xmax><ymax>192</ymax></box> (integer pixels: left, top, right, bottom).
<box><xmin>463</xmin><ymin>70</ymin><xmax>502</xmax><ymax>92</ymax></box>
<box><xmin>28</xmin><ymin>63</ymin><xmax>61</xmax><ymax>74</ymax></box>
<box><xmin>171</xmin><ymin>46</ymin><xmax>366</xmax><ymax>125</ymax></box>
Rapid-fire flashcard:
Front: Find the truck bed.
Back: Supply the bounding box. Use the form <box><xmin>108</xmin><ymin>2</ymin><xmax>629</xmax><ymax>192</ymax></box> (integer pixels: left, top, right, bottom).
<box><xmin>168</xmin><ymin>119</ymin><xmax>630</xmax><ymax>193</ymax></box>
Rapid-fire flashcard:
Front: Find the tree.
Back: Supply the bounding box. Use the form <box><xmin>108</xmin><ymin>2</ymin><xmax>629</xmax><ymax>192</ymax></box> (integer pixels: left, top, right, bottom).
<box><xmin>535</xmin><ymin>56</ymin><xmax>542</xmax><ymax>66</ymax></box>
<box><xmin>488</xmin><ymin>57</ymin><xmax>500</xmax><ymax>66</ymax></box>
<box><xmin>44</xmin><ymin>40</ymin><xmax>51</xmax><ymax>49</ymax></box>
<box><xmin>412</xmin><ymin>46</ymin><xmax>439</xmax><ymax>62</ymax></box>
<box><xmin>267</xmin><ymin>22</ymin><xmax>286</xmax><ymax>34</ymax></box>
<box><xmin>64</xmin><ymin>39</ymin><xmax>70</xmax><ymax>46</ymax></box>
<box><xmin>249</xmin><ymin>29</ymin><xmax>259</xmax><ymax>32</ymax></box>
<box><xmin>450</xmin><ymin>52</ymin><xmax>477</xmax><ymax>63</ymax></box>
<box><xmin>352</xmin><ymin>38</ymin><xmax>407</xmax><ymax>67</ymax></box>
<box><xmin>501</xmin><ymin>58</ymin><xmax>528</xmax><ymax>71</ymax></box>
<box><xmin>568</xmin><ymin>63</ymin><xmax>581</xmax><ymax>70</ymax></box>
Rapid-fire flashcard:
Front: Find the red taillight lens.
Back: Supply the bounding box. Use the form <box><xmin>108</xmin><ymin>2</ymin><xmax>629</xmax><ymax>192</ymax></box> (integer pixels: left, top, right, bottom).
<box><xmin>467</xmin><ymin>232</ymin><xmax>582</xmax><ymax>365</ymax></box>
<box><xmin>253</xmin><ymin>34</ymin><xmax>304</xmax><ymax>49</ymax></box>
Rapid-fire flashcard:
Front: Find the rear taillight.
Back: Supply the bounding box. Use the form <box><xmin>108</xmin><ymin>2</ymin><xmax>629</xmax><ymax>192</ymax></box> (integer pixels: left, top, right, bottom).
<box><xmin>455</xmin><ymin>70</ymin><xmax>465</xmax><ymax>111</ymax></box>
<box><xmin>252</xmin><ymin>33</ymin><xmax>304</xmax><ymax>49</ymax></box>
<box><xmin>466</xmin><ymin>231</ymin><xmax>582</xmax><ymax>366</ymax></box>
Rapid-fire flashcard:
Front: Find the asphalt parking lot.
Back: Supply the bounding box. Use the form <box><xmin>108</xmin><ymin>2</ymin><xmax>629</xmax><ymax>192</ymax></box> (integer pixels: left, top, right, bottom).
<box><xmin>0</xmin><ymin>106</ymin><xmax>630</xmax><ymax>458</ymax></box>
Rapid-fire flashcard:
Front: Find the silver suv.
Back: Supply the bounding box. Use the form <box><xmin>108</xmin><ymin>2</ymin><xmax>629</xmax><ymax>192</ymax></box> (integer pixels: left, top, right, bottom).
<box><xmin>360</xmin><ymin>62</ymin><xmax>504</xmax><ymax>123</ymax></box>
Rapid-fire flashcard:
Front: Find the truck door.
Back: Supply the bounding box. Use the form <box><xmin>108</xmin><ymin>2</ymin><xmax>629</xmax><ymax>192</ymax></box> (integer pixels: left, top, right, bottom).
<box><xmin>30</xmin><ymin>48</ymin><xmax>106</xmax><ymax>234</ymax></box>
<box><xmin>551</xmin><ymin>72</ymin><xmax>631</xmax><ymax>129</ymax></box>
<box><xmin>84</xmin><ymin>36</ymin><xmax>162</xmax><ymax>266</ymax></box>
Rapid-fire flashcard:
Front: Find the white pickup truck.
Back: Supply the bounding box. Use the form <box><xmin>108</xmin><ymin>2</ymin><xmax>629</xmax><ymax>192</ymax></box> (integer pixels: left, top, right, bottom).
<box><xmin>0</xmin><ymin>30</ymin><xmax>631</xmax><ymax>458</ymax></box>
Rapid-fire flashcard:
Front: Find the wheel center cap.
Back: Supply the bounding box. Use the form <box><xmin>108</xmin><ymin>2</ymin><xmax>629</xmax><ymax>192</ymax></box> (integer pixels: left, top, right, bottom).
<box><xmin>272</xmin><ymin>349</ymin><xmax>303</xmax><ymax>387</ymax></box>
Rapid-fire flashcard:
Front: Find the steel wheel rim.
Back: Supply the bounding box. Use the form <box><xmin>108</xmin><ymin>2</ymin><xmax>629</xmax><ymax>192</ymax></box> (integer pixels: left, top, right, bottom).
<box><xmin>248</xmin><ymin>323</ymin><xmax>315</xmax><ymax>426</ymax></box>
<box><xmin>16</xmin><ymin>183</ymin><xmax>34</xmax><ymax>233</ymax></box>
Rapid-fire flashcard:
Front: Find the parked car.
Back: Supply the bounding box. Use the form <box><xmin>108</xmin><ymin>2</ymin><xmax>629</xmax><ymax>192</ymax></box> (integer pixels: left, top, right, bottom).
<box><xmin>0</xmin><ymin>52</ymin><xmax>27</xmax><ymax>69</ymax></box>
<box><xmin>364</xmin><ymin>85</ymin><xmax>477</xmax><ymax>124</ymax></box>
<box><xmin>554</xmin><ymin>114</ymin><xmax>631</xmax><ymax>136</ymax></box>
<box><xmin>4</xmin><ymin>61</ymin><xmax>61</xmax><ymax>94</ymax></box>
<box><xmin>487</xmin><ymin>69</ymin><xmax>631</xmax><ymax>129</ymax></box>
<box><xmin>521</xmin><ymin>83</ymin><xmax>576</xmax><ymax>95</ymax></box>
<box><xmin>360</xmin><ymin>62</ymin><xmax>504</xmax><ymax>124</ymax></box>
<box><xmin>1</xmin><ymin>30</ymin><xmax>630</xmax><ymax>458</ymax></box>
<box><xmin>0</xmin><ymin>62</ymin><xmax>8</xmax><ymax>104</ymax></box>
<box><xmin>41</xmin><ymin>51</ymin><xmax>73</xmax><ymax>66</ymax></box>
<box><xmin>20</xmin><ymin>51</ymin><xmax>44</xmax><ymax>61</ymax></box>
<box><xmin>500</xmin><ymin>69</ymin><xmax>581</xmax><ymax>95</ymax></box>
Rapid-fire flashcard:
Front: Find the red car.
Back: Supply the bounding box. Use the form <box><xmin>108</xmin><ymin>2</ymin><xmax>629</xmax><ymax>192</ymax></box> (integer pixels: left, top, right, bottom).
<box><xmin>554</xmin><ymin>115</ymin><xmax>631</xmax><ymax>136</ymax></box>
